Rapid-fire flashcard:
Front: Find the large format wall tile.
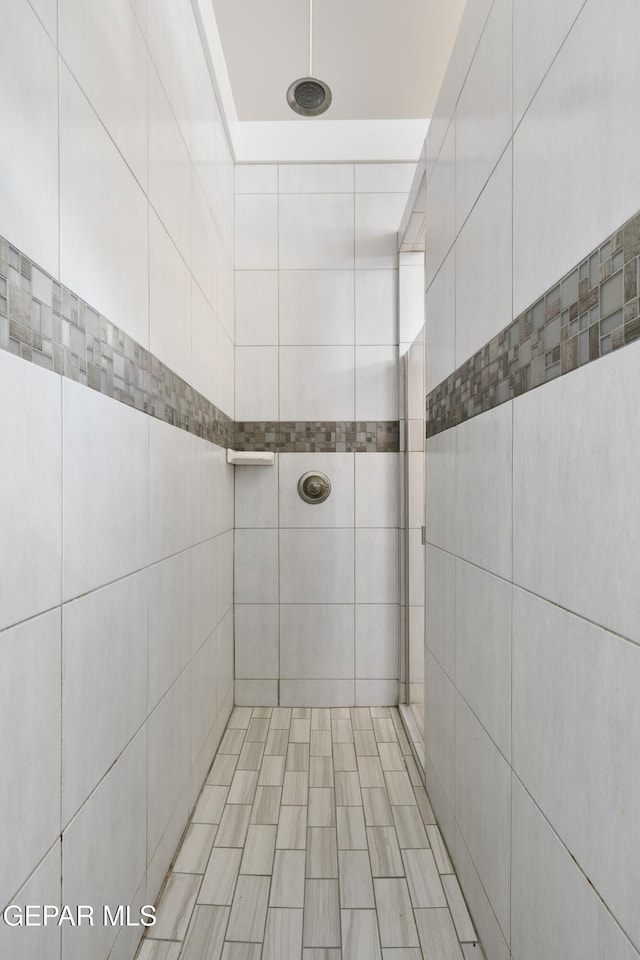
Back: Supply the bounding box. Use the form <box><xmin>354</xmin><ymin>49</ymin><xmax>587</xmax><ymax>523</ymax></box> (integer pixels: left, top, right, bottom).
<box><xmin>279</xmin><ymin>195</ymin><xmax>354</xmax><ymax>270</ymax></box>
<box><xmin>234</xmin><ymin>605</ymin><xmax>279</xmax><ymax>680</ymax></box>
<box><xmin>280</xmin><ymin>270</ymin><xmax>355</xmax><ymax>345</ymax></box>
<box><xmin>513</xmin><ymin>341</ymin><xmax>640</xmax><ymax>644</ymax></box>
<box><xmin>0</xmin><ymin>0</ymin><xmax>58</xmax><ymax>276</ymax></box>
<box><xmin>280</xmin><ymin>605</ymin><xmax>354</xmax><ymax>680</ymax></box>
<box><xmin>279</xmin><ymin>346</ymin><xmax>355</xmax><ymax>420</ymax></box>
<box><xmin>235</xmin><ymin>347</ymin><xmax>279</xmax><ymax>420</ymax></box>
<box><xmin>456</xmin><ymin>560</ymin><xmax>511</xmax><ymax>760</ymax></box>
<box><xmin>424</xmin><ymin>545</ymin><xmax>455</xmax><ymax>680</ymax></box>
<box><xmin>424</xmin><ymin>652</ymin><xmax>456</xmax><ymax>806</ymax></box>
<box><xmin>59</xmin><ymin>0</ymin><xmax>148</xmax><ymax>189</ymax></box>
<box><xmin>511</xmin><ymin>777</ymin><xmax>639</xmax><ymax>960</ymax></box>
<box><xmin>0</xmin><ymin>352</ymin><xmax>62</xmax><ymax>632</ymax></box>
<box><xmin>62</xmin><ymin>730</ymin><xmax>147</xmax><ymax>960</ymax></box>
<box><xmin>60</xmin><ymin>64</ymin><xmax>149</xmax><ymax>348</ymax></box>
<box><xmin>63</xmin><ymin>382</ymin><xmax>149</xmax><ymax>600</ymax></box>
<box><xmin>455</xmin><ymin>146</ymin><xmax>512</xmax><ymax>366</ymax></box>
<box><xmin>513</xmin><ymin>0</ymin><xmax>640</xmax><ymax>317</ymax></box>
<box><xmin>149</xmin><ymin>418</ymin><xmax>195</xmax><ymax>563</ymax></box>
<box><xmin>455</xmin><ymin>401</ymin><xmax>512</xmax><ymax>581</ymax></box>
<box><xmin>0</xmin><ymin>841</ymin><xmax>61</xmax><ymax>960</ymax></box>
<box><xmin>425</xmin><ymin>248</ymin><xmax>455</xmax><ymax>393</ymax></box>
<box><xmin>149</xmin><ymin>209</ymin><xmax>192</xmax><ymax>385</ymax></box>
<box><xmin>280</xmin><ymin>529</ymin><xmax>354</xmax><ymax>604</ymax></box>
<box><xmin>425</xmin><ymin>122</ymin><xmax>455</xmax><ymax>290</ymax></box>
<box><xmin>147</xmin><ymin>669</ymin><xmax>191</xmax><ymax>859</ymax></box>
<box><xmin>149</xmin><ymin>550</ymin><xmax>192</xmax><ymax>711</ymax></box>
<box><xmin>513</xmin><ymin>588</ymin><xmax>640</xmax><ymax>948</ymax></box>
<box><xmin>425</xmin><ymin>428</ymin><xmax>456</xmax><ymax>554</ymax></box>
<box><xmin>235</xmin><ymin>529</ymin><xmax>279</xmax><ymax>604</ymax></box>
<box><xmin>355</xmin><ymin>269</ymin><xmax>397</xmax><ymax>346</ymax></box>
<box><xmin>355</xmin><ymin>193</ymin><xmax>407</xmax><ymax>269</ymax></box>
<box><xmin>455</xmin><ymin>698</ymin><xmax>511</xmax><ymax>941</ymax></box>
<box><xmin>0</xmin><ymin>611</ymin><xmax>61</xmax><ymax>909</ymax></box>
<box><xmin>235</xmin><ymin>195</ymin><xmax>279</xmax><ymax>271</ymax></box>
<box><xmin>454</xmin><ymin>0</ymin><xmax>512</xmax><ymax>232</ymax></box>
<box><xmin>512</xmin><ymin>0</ymin><xmax>587</xmax><ymax>126</ymax></box>
<box><xmin>62</xmin><ymin>571</ymin><xmax>148</xmax><ymax>824</ymax></box>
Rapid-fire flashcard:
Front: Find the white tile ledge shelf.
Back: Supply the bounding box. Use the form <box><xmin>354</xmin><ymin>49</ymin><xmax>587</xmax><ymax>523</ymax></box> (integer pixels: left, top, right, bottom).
<box><xmin>227</xmin><ymin>449</ymin><xmax>275</xmax><ymax>465</ymax></box>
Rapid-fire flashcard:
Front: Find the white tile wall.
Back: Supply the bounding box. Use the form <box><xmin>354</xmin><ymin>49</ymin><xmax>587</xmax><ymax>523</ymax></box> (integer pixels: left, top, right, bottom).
<box><xmin>355</xmin><ymin>270</ymin><xmax>398</xmax><ymax>346</ymax></box>
<box><xmin>355</xmin><ymin>163</ymin><xmax>417</xmax><ymax>194</ymax></box>
<box><xmin>0</xmin><ymin>0</ymin><xmax>58</xmax><ymax>276</ymax></box>
<box><xmin>422</xmin><ymin>0</ymin><xmax>640</xmax><ymax>951</ymax></box>
<box><xmin>235</xmin><ymin>346</ymin><xmax>279</xmax><ymax>420</ymax></box>
<box><xmin>149</xmin><ymin>550</ymin><xmax>192</xmax><ymax>710</ymax></box>
<box><xmin>280</xmin><ymin>163</ymin><xmax>354</xmax><ymax>194</ymax></box>
<box><xmin>355</xmin><ymin>346</ymin><xmax>398</xmax><ymax>419</ymax></box>
<box><xmin>511</xmin><ymin>777</ymin><xmax>639</xmax><ymax>960</ymax></box>
<box><xmin>148</xmin><ymin>417</ymin><xmax>194</xmax><ymax>563</ymax></box>
<box><xmin>454</xmin><ymin>0</ymin><xmax>512</xmax><ymax>232</ymax></box>
<box><xmin>235</xmin><ymin>164</ymin><xmax>278</xmax><ymax>194</ymax></box>
<box><xmin>355</xmin><ymin>605</ymin><xmax>398</xmax><ymax>680</ymax></box>
<box><xmin>280</xmin><ymin>605</ymin><xmax>355</xmax><ymax>680</ymax></box>
<box><xmin>62</xmin><ymin>730</ymin><xmax>147</xmax><ymax>960</ymax></box>
<box><xmin>235</xmin><ymin>529</ymin><xmax>279</xmax><ymax>604</ymax></box>
<box><xmin>2</xmin><ymin>6</ymin><xmax>236</xmax><ymax>956</ymax></box>
<box><xmin>513</xmin><ymin>342</ymin><xmax>640</xmax><ymax>645</ymax></box>
<box><xmin>355</xmin><ymin>194</ymin><xmax>407</xmax><ymax>269</ymax></box>
<box><xmin>279</xmin><ymin>270</ymin><xmax>355</xmax><ymax>345</ymax></box>
<box><xmin>456</xmin><ymin>560</ymin><xmax>511</xmax><ymax>760</ymax></box>
<box><xmin>424</xmin><ymin>546</ymin><xmax>455</xmax><ymax>680</ymax></box>
<box><xmin>147</xmin><ymin>670</ymin><xmax>191</xmax><ymax>858</ymax></box>
<box><xmin>455</xmin><ymin>402</ymin><xmax>512</xmax><ymax>582</ymax></box>
<box><xmin>280</xmin><ymin>529</ymin><xmax>354</xmax><ymax>604</ymax></box>
<box><xmin>62</xmin><ymin>380</ymin><xmax>149</xmax><ymax>601</ymax></box>
<box><xmin>354</xmin><ymin>453</ymin><xmax>399</xmax><ymax>527</ymax></box>
<box><xmin>0</xmin><ymin>611</ymin><xmax>61</xmax><ymax>909</ymax></box>
<box><xmin>60</xmin><ymin>64</ymin><xmax>149</xmax><ymax>348</ymax></box>
<box><xmin>0</xmin><ymin>353</ymin><xmax>62</xmax><ymax>632</ymax></box>
<box><xmin>425</xmin><ymin>122</ymin><xmax>455</xmax><ymax>290</ymax></box>
<box><xmin>149</xmin><ymin>209</ymin><xmax>191</xmax><ymax>383</ymax></box>
<box><xmin>355</xmin><ymin>529</ymin><xmax>398</xmax><ymax>604</ymax></box>
<box><xmin>235</xmin><ymin>459</ymin><xmax>279</xmax><ymax>528</ymax></box>
<box><xmin>513</xmin><ymin>588</ymin><xmax>640</xmax><ymax>947</ymax></box>
<box><xmin>234</xmin><ymin>605</ymin><xmax>280</xmax><ymax>680</ymax></box>
<box><xmin>235</xmin><ymin>271</ymin><xmax>279</xmax><ymax>345</ymax></box>
<box><xmin>62</xmin><ymin>572</ymin><xmax>148</xmax><ymax>825</ymax></box>
<box><xmin>513</xmin><ymin>0</ymin><xmax>640</xmax><ymax>318</ymax></box>
<box><xmin>235</xmin><ymin>195</ymin><xmax>279</xmax><ymax>270</ymax></box>
<box><xmin>455</xmin><ymin>699</ymin><xmax>511</xmax><ymax>941</ymax></box>
<box><xmin>455</xmin><ymin>146</ymin><xmax>512</xmax><ymax>366</ymax></box>
<box><xmin>425</xmin><ymin>248</ymin><xmax>455</xmax><ymax>394</ymax></box>
<box><xmin>59</xmin><ymin>0</ymin><xmax>148</xmax><ymax>190</ymax></box>
<box><xmin>279</xmin><ymin>346</ymin><xmax>355</xmax><ymax>420</ymax></box>
<box><xmin>279</xmin><ymin>195</ymin><xmax>355</xmax><ymax>270</ymax></box>
<box><xmin>0</xmin><ymin>841</ymin><xmax>61</xmax><ymax>960</ymax></box>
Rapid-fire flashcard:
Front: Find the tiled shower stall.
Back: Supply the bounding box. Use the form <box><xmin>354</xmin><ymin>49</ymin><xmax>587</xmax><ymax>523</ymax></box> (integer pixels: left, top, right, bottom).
<box><xmin>1</xmin><ymin>0</ymin><xmax>640</xmax><ymax>958</ymax></box>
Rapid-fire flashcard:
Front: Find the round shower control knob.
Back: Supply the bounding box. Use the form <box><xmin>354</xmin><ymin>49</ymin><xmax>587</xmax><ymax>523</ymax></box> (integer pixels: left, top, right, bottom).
<box><xmin>298</xmin><ymin>471</ymin><xmax>331</xmax><ymax>504</ymax></box>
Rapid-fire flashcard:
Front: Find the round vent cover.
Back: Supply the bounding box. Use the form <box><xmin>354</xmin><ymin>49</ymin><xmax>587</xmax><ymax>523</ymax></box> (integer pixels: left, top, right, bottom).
<box><xmin>287</xmin><ymin>77</ymin><xmax>332</xmax><ymax>116</ymax></box>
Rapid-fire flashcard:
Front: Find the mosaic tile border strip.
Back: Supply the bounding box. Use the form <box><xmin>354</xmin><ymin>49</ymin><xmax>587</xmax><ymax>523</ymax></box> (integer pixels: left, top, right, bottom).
<box><xmin>0</xmin><ymin>237</ymin><xmax>234</xmax><ymax>447</ymax></box>
<box><xmin>426</xmin><ymin>209</ymin><xmax>640</xmax><ymax>437</ymax></box>
<box><xmin>234</xmin><ymin>420</ymin><xmax>400</xmax><ymax>453</ymax></box>
<box><xmin>0</xmin><ymin>236</ymin><xmax>399</xmax><ymax>453</ymax></box>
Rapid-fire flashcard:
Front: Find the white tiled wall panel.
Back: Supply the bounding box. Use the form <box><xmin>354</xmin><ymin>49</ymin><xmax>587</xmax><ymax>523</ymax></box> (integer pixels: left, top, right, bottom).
<box><xmin>1</xmin><ymin>6</ymin><xmax>236</xmax><ymax>960</ymax></box>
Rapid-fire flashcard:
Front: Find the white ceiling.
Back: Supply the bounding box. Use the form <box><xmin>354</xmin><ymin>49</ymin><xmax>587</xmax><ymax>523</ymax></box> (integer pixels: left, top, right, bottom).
<box><xmin>210</xmin><ymin>0</ymin><xmax>467</xmax><ymax>123</ymax></box>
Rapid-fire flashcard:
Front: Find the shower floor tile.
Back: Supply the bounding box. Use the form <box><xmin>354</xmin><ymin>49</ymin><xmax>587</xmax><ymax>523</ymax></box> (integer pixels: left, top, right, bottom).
<box><xmin>137</xmin><ymin>706</ymin><xmax>485</xmax><ymax>960</ymax></box>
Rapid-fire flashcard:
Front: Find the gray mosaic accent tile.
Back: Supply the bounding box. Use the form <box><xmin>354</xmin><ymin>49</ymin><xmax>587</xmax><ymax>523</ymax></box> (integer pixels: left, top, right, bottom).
<box><xmin>0</xmin><ymin>236</ymin><xmax>234</xmax><ymax>446</ymax></box>
<box><xmin>426</xmin><ymin>209</ymin><xmax>640</xmax><ymax>437</ymax></box>
<box><xmin>0</xmin><ymin>236</ymin><xmax>399</xmax><ymax>454</ymax></box>
<box><xmin>234</xmin><ymin>421</ymin><xmax>400</xmax><ymax>453</ymax></box>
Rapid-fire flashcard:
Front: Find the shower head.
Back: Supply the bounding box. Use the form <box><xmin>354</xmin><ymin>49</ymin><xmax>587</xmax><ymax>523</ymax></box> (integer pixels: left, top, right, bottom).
<box><xmin>286</xmin><ymin>77</ymin><xmax>332</xmax><ymax>116</ymax></box>
<box><xmin>287</xmin><ymin>0</ymin><xmax>332</xmax><ymax>117</ymax></box>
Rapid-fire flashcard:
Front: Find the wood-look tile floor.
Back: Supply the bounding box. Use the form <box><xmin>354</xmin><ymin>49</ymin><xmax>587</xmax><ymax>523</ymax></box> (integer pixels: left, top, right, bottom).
<box><xmin>138</xmin><ymin>706</ymin><xmax>487</xmax><ymax>960</ymax></box>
